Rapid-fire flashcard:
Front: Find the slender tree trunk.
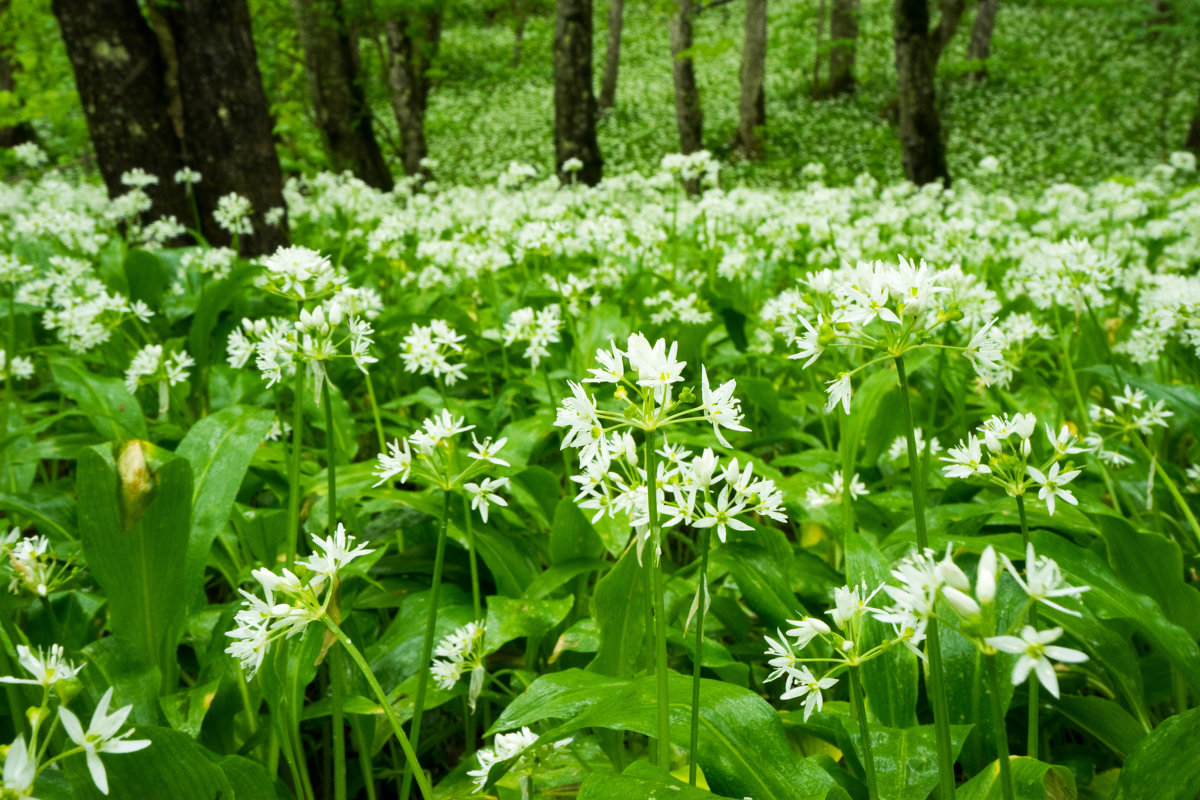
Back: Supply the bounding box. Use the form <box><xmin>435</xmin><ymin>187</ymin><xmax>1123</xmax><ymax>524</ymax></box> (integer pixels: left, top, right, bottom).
<box><xmin>553</xmin><ymin>0</ymin><xmax>603</xmax><ymax>185</ymax></box>
<box><xmin>966</xmin><ymin>0</ymin><xmax>999</xmax><ymax>74</ymax></box>
<box><xmin>513</xmin><ymin>5</ymin><xmax>527</xmax><ymax>67</ymax></box>
<box><xmin>669</xmin><ymin>0</ymin><xmax>703</xmax><ymax>154</ymax></box>
<box><xmin>737</xmin><ymin>0</ymin><xmax>767</xmax><ymax>159</ymax></box>
<box><xmin>159</xmin><ymin>0</ymin><xmax>289</xmax><ymax>253</ymax></box>
<box><xmin>384</xmin><ymin>11</ymin><xmax>442</xmax><ymax>178</ymax></box>
<box><xmin>893</xmin><ymin>0</ymin><xmax>949</xmax><ymax>185</ymax></box>
<box><xmin>828</xmin><ymin>0</ymin><xmax>860</xmax><ymax>96</ymax></box>
<box><xmin>0</xmin><ymin>1</ymin><xmax>35</xmax><ymax>149</ymax></box>
<box><xmin>598</xmin><ymin>0</ymin><xmax>625</xmax><ymax>112</ymax></box>
<box><xmin>932</xmin><ymin>0</ymin><xmax>965</xmax><ymax>64</ymax></box>
<box><xmin>812</xmin><ymin>0</ymin><xmax>826</xmax><ymax>98</ymax></box>
<box><xmin>51</xmin><ymin>0</ymin><xmax>190</xmax><ymax>223</ymax></box>
<box><xmin>292</xmin><ymin>0</ymin><xmax>393</xmax><ymax>189</ymax></box>
<box><xmin>1186</xmin><ymin>86</ymin><xmax>1200</xmax><ymax>157</ymax></box>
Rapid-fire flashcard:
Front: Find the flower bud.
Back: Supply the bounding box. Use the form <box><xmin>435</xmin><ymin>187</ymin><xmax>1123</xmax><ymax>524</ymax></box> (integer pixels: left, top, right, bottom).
<box><xmin>976</xmin><ymin>546</ymin><xmax>998</xmax><ymax>605</ymax></box>
<box><xmin>942</xmin><ymin>586</ymin><xmax>982</xmax><ymax>620</ymax></box>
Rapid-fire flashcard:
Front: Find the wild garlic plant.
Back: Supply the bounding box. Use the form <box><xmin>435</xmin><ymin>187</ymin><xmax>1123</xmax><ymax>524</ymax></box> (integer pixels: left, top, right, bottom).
<box><xmin>124</xmin><ymin>344</ymin><xmax>194</xmax><ymax>418</ymax></box>
<box><xmin>469</xmin><ymin>727</ymin><xmax>571</xmax><ymax>799</ymax></box>
<box><xmin>0</xmin><ymin>646</ymin><xmax>149</xmax><ymax>797</ymax></box>
<box><xmin>372</xmin><ymin>409</ymin><xmax>510</xmax><ymax>798</ymax></box>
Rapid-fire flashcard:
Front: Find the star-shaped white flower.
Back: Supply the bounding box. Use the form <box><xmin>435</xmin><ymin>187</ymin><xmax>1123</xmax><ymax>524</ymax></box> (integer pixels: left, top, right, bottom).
<box><xmin>985</xmin><ymin>625</ymin><xmax>1087</xmax><ymax>698</ymax></box>
<box><xmin>58</xmin><ymin>688</ymin><xmax>151</xmax><ymax>795</ymax></box>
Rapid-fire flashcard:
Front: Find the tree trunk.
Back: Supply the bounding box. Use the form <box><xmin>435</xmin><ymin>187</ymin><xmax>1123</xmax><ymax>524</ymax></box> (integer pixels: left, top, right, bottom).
<box><xmin>737</xmin><ymin>0</ymin><xmax>767</xmax><ymax>159</ymax></box>
<box><xmin>932</xmin><ymin>0</ymin><xmax>965</xmax><ymax>64</ymax></box>
<box><xmin>598</xmin><ymin>0</ymin><xmax>625</xmax><ymax>112</ymax></box>
<box><xmin>384</xmin><ymin>11</ymin><xmax>441</xmax><ymax>179</ymax></box>
<box><xmin>553</xmin><ymin>0</ymin><xmax>603</xmax><ymax>185</ymax></box>
<box><xmin>893</xmin><ymin>0</ymin><xmax>949</xmax><ymax>185</ymax></box>
<box><xmin>51</xmin><ymin>0</ymin><xmax>190</xmax><ymax>222</ymax></box>
<box><xmin>159</xmin><ymin>0</ymin><xmax>289</xmax><ymax>254</ymax></box>
<box><xmin>965</xmin><ymin>0</ymin><xmax>999</xmax><ymax>74</ymax></box>
<box><xmin>669</xmin><ymin>0</ymin><xmax>703</xmax><ymax>154</ymax></box>
<box><xmin>1187</xmin><ymin>86</ymin><xmax>1200</xmax><ymax>158</ymax></box>
<box><xmin>513</xmin><ymin>8</ymin><xmax>527</xmax><ymax>67</ymax></box>
<box><xmin>0</xmin><ymin>1</ymin><xmax>35</xmax><ymax>149</ymax></box>
<box><xmin>828</xmin><ymin>0</ymin><xmax>860</xmax><ymax>96</ymax></box>
<box><xmin>292</xmin><ymin>0</ymin><xmax>393</xmax><ymax>189</ymax></box>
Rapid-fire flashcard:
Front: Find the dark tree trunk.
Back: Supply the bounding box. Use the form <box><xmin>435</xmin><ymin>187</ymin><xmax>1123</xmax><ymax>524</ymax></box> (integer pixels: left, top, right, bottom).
<box><xmin>932</xmin><ymin>0</ymin><xmax>965</xmax><ymax>64</ymax></box>
<box><xmin>292</xmin><ymin>0</ymin><xmax>392</xmax><ymax>189</ymax></box>
<box><xmin>737</xmin><ymin>0</ymin><xmax>767</xmax><ymax>159</ymax></box>
<box><xmin>893</xmin><ymin>0</ymin><xmax>949</xmax><ymax>185</ymax></box>
<box><xmin>159</xmin><ymin>0</ymin><xmax>289</xmax><ymax>254</ymax></box>
<box><xmin>598</xmin><ymin>0</ymin><xmax>625</xmax><ymax>112</ymax></box>
<box><xmin>51</xmin><ymin>0</ymin><xmax>190</xmax><ymax>222</ymax></box>
<box><xmin>513</xmin><ymin>7</ymin><xmax>527</xmax><ymax>66</ymax></box>
<box><xmin>553</xmin><ymin>0</ymin><xmax>603</xmax><ymax>185</ymax></box>
<box><xmin>1187</xmin><ymin>87</ymin><xmax>1200</xmax><ymax>158</ymax></box>
<box><xmin>812</xmin><ymin>0</ymin><xmax>825</xmax><ymax>98</ymax></box>
<box><xmin>965</xmin><ymin>0</ymin><xmax>999</xmax><ymax>74</ymax></box>
<box><xmin>0</xmin><ymin>1</ymin><xmax>35</xmax><ymax>149</ymax></box>
<box><xmin>669</xmin><ymin>0</ymin><xmax>703</xmax><ymax>154</ymax></box>
<box><xmin>384</xmin><ymin>12</ymin><xmax>441</xmax><ymax>179</ymax></box>
<box><xmin>828</xmin><ymin>0</ymin><xmax>860</xmax><ymax>96</ymax></box>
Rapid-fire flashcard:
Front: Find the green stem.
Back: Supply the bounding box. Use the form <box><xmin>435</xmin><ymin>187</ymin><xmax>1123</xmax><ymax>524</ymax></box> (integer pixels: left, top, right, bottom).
<box><xmin>839</xmin><ymin>414</ymin><xmax>856</xmax><ymax>535</ymax></box>
<box><xmin>645</xmin><ymin>430</ymin><xmax>671</xmax><ymax>770</ymax></box>
<box><xmin>688</xmin><ymin>526</ymin><xmax>710</xmax><ymax>786</ymax></box>
<box><xmin>849</xmin><ymin>667</ymin><xmax>879</xmax><ymax>800</ymax></box>
<box><xmin>1136</xmin><ymin>437</ymin><xmax>1200</xmax><ymax>550</ymax></box>
<box><xmin>365</xmin><ymin>372</ymin><xmax>387</xmax><ymax>452</ymax></box>
<box><xmin>324</xmin><ymin>387</ymin><xmax>338</xmax><ymax>529</ymax></box>
<box><xmin>324</xmin><ymin>618</ymin><xmax>434</xmax><ymax>800</ymax></box>
<box><xmin>465</xmin><ymin>496</ymin><xmax>481</xmax><ymax>619</ymax></box>
<box><xmin>895</xmin><ymin>355</ymin><xmax>956</xmax><ymax>800</ymax></box>
<box><xmin>401</xmin><ymin>490</ymin><xmax>451</xmax><ymax>800</ymax></box>
<box><xmin>1</xmin><ymin>292</ymin><xmax>15</xmax><ymax>494</ymax></box>
<box><xmin>323</xmin><ymin>388</ymin><xmax>346</xmax><ymax>800</ymax></box>
<box><xmin>351</xmin><ymin>716</ymin><xmax>378</xmax><ymax>800</ymax></box>
<box><xmin>1053</xmin><ymin>313</ymin><xmax>1090</xmax><ymax>436</ymax></box>
<box><xmin>985</xmin><ymin>655</ymin><xmax>1016</xmax><ymax>800</ymax></box>
<box><xmin>285</xmin><ymin>368</ymin><xmax>306</xmax><ymax>566</ymax></box>
<box><xmin>1015</xmin><ymin>494</ymin><xmax>1039</xmax><ymax>758</ymax></box>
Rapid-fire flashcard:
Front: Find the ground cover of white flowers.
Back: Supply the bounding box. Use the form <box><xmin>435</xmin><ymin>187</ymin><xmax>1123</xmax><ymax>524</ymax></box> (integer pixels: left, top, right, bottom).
<box><xmin>3</xmin><ymin>150</ymin><xmax>1200</xmax><ymax>800</ymax></box>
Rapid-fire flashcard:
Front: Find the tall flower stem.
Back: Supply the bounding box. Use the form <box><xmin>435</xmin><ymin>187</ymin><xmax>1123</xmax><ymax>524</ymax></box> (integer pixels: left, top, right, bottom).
<box><xmin>984</xmin><ymin>655</ymin><xmax>1016</xmax><ymax>800</ymax></box>
<box><xmin>849</xmin><ymin>667</ymin><xmax>880</xmax><ymax>800</ymax></box>
<box><xmin>323</xmin><ymin>388</ymin><xmax>347</xmax><ymax>800</ymax></box>
<box><xmin>365</xmin><ymin>372</ymin><xmax>387</xmax><ymax>451</ymax></box>
<box><xmin>839</xmin><ymin>414</ymin><xmax>856</xmax><ymax>536</ymax></box>
<box><xmin>465</xmin><ymin>497</ymin><xmax>482</xmax><ymax>618</ymax></box>
<box><xmin>1</xmin><ymin>292</ymin><xmax>15</xmax><ymax>493</ymax></box>
<box><xmin>324</xmin><ymin>618</ymin><xmax>434</xmax><ymax>800</ymax></box>
<box><xmin>1134</xmin><ymin>437</ymin><xmax>1200</xmax><ymax>549</ymax></box>
<box><xmin>895</xmin><ymin>355</ymin><xmax>956</xmax><ymax>799</ymax></box>
<box><xmin>285</xmin><ymin>368</ymin><xmax>306</xmax><ymax>566</ymax></box>
<box><xmin>1015</xmin><ymin>494</ymin><xmax>1039</xmax><ymax>758</ymax></box>
<box><xmin>644</xmin><ymin>430</ymin><xmax>671</xmax><ymax>770</ymax></box>
<box><xmin>688</xmin><ymin>526</ymin><xmax>710</xmax><ymax>786</ymax></box>
<box><xmin>401</xmin><ymin>490</ymin><xmax>451</xmax><ymax>800</ymax></box>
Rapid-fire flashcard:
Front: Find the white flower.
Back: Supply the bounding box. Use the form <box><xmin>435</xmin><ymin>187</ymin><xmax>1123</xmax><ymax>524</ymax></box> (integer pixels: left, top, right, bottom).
<box><xmin>58</xmin><ymin>688</ymin><xmax>152</xmax><ymax>795</ymax></box>
<box><xmin>469</xmin><ymin>435</ymin><xmax>510</xmax><ymax>467</ymax></box>
<box><xmin>213</xmin><ymin>193</ymin><xmax>253</xmax><ymax>236</ymax></box>
<box><xmin>0</xmin><ymin>643</ymin><xmax>83</xmax><ymax>688</ymax></box>
<box><xmin>464</xmin><ymin>477</ymin><xmax>509</xmax><ymax>523</ymax></box>
<box><xmin>699</xmin><ymin>367</ymin><xmax>749</xmax><ymax>447</ymax></box>
<box><xmin>301</xmin><ymin>523</ymin><xmax>374</xmax><ymax>586</ymax></box>
<box><xmin>824</xmin><ymin>373</ymin><xmax>852</xmax><ymax>415</ymax></box>
<box><xmin>985</xmin><ymin>625</ymin><xmax>1088</xmax><ymax>698</ymax></box>
<box><xmin>779</xmin><ymin>666</ymin><xmax>838</xmax><ymax>720</ymax></box>
<box><xmin>373</xmin><ymin>438</ymin><xmax>413</xmax><ymax>486</ymax></box>
<box><xmin>692</xmin><ymin>486</ymin><xmax>752</xmax><ymax>543</ymax></box>
<box><xmin>1002</xmin><ymin>544</ymin><xmax>1089</xmax><ymax>616</ymax></box>
<box><xmin>174</xmin><ymin>167</ymin><xmax>202</xmax><ymax>185</ymax></box>
<box><xmin>1026</xmin><ymin>462</ymin><xmax>1080</xmax><ymax>516</ymax></box>
<box><xmin>2</xmin><ymin>735</ymin><xmax>36</xmax><ymax>796</ymax></box>
<box><xmin>941</xmin><ymin>434</ymin><xmax>991</xmax><ymax>479</ymax></box>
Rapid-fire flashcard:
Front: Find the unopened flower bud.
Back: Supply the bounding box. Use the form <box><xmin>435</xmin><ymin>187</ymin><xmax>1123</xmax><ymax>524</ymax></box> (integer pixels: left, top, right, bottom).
<box><xmin>943</xmin><ymin>586</ymin><xmax>982</xmax><ymax>620</ymax></box>
<box><xmin>976</xmin><ymin>546</ymin><xmax>997</xmax><ymax>605</ymax></box>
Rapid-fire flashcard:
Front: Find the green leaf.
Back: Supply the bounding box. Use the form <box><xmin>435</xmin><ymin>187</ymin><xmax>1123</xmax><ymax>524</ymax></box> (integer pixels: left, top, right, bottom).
<box><xmin>848</xmin><ymin>722</ymin><xmax>972</xmax><ymax>800</ymax></box>
<box><xmin>61</xmin><ymin>725</ymin><xmax>234</xmax><ymax>800</ymax></box>
<box><xmin>845</xmin><ymin>530</ymin><xmax>917</xmax><ymax>728</ymax></box>
<box><xmin>578</xmin><ymin>761</ymin><xmax>726</xmax><ymax>799</ymax></box>
<box><xmin>176</xmin><ymin>405</ymin><xmax>273</xmax><ymax>602</ymax></box>
<box><xmin>709</xmin><ymin>541</ymin><xmax>799</xmax><ymax>630</ymax></box>
<box><xmin>81</xmin><ymin>636</ymin><xmax>162</xmax><ymax>726</ymax></box>
<box><xmin>1113</xmin><ymin>706</ymin><xmax>1200</xmax><ymax>800</ymax></box>
<box><xmin>1052</xmin><ymin>696</ymin><xmax>1146</xmax><ymax>758</ymax></box>
<box><xmin>218</xmin><ymin>755</ymin><xmax>281</xmax><ymax>799</ymax></box>
<box><xmin>959</xmin><ymin>757</ymin><xmax>1076</xmax><ymax>800</ymax></box>
<box><xmin>507</xmin><ymin>465</ymin><xmax>561</xmax><ymax>531</ymax></box>
<box><xmin>494</xmin><ymin>670</ymin><xmax>839</xmax><ymax>800</ymax></box>
<box><xmin>549</xmin><ymin>498</ymin><xmax>604</xmax><ymax>563</ymax></box>
<box><xmin>78</xmin><ymin>445</ymin><xmax>193</xmax><ymax>675</ymax></box>
<box><xmin>160</xmin><ymin>679</ymin><xmax>220</xmax><ymax>738</ymax></box>
<box><xmin>188</xmin><ymin>265</ymin><xmax>255</xmax><ymax>367</ymax></box>
<box><xmin>484</xmin><ymin>594</ymin><xmax>573</xmax><ymax>651</ymax></box>
<box><xmin>367</xmin><ymin>587</ymin><xmax>476</xmax><ymax>689</ymax></box>
<box><xmin>124</xmin><ymin>249</ymin><xmax>168</xmax><ymax>312</ymax></box>
<box><xmin>587</xmin><ymin>545</ymin><xmax>646</xmax><ymax>677</ymax></box>
<box><xmin>51</xmin><ymin>358</ymin><xmax>148</xmax><ymax>441</ymax></box>
<box><xmin>1095</xmin><ymin>514</ymin><xmax>1200</xmax><ymax>638</ymax></box>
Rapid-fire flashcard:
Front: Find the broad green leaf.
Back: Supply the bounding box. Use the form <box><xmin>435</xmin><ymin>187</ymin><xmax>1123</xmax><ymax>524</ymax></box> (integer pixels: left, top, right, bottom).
<box><xmin>845</xmin><ymin>530</ymin><xmax>918</xmax><ymax>728</ymax></box>
<box><xmin>367</xmin><ymin>586</ymin><xmax>475</xmax><ymax>688</ymax></box>
<box><xmin>709</xmin><ymin>541</ymin><xmax>799</xmax><ymax>629</ymax></box>
<box><xmin>847</xmin><ymin>722</ymin><xmax>972</xmax><ymax>800</ymax></box>
<box><xmin>578</xmin><ymin>760</ymin><xmax>726</xmax><ymax>799</ymax></box>
<box><xmin>61</xmin><ymin>725</ymin><xmax>234</xmax><ymax>800</ymax></box>
<box><xmin>176</xmin><ymin>405</ymin><xmax>273</xmax><ymax>602</ymax></box>
<box><xmin>507</xmin><ymin>465</ymin><xmax>561</xmax><ymax>531</ymax></box>
<box><xmin>494</xmin><ymin>670</ymin><xmax>840</xmax><ymax>800</ymax></box>
<box><xmin>0</xmin><ymin>489</ymin><xmax>76</xmax><ymax>541</ymax></box>
<box><xmin>81</xmin><ymin>636</ymin><xmax>162</xmax><ymax>727</ymax></box>
<box><xmin>218</xmin><ymin>755</ymin><xmax>281</xmax><ymax>799</ymax></box>
<box><xmin>78</xmin><ymin>445</ymin><xmax>192</xmax><ymax>675</ymax></box>
<box><xmin>1052</xmin><ymin>696</ymin><xmax>1146</xmax><ymax>758</ymax></box>
<box><xmin>484</xmin><ymin>594</ymin><xmax>573</xmax><ymax>651</ymax></box>
<box><xmin>160</xmin><ymin>679</ymin><xmax>220</xmax><ymax>738</ymax></box>
<box><xmin>124</xmin><ymin>249</ymin><xmax>168</xmax><ymax>312</ymax></box>
<box><xmin>1113</xmin><ymin>706</ymin><xmax>1200</xmax><ymax>800</ymax></box>
<box><xmin>488</xmin><ymin>669</ymin><xmax>628</xmax><ymax>734</ymax></box>
<box><xmin>523</xmin><ymin>558</ymin><xmax>608</xmax><ymax>600</ymax></box>
<box><xmin>188</xmin><ymin>265</ymin><xmax>255</xmax><ymax>366</ymax></box>
<box><xmin>51</xmin><ymin>358</ymin><xmax>148</xmax><ymax>441</ymax></box>
<box><xmin>959</xmin><ymin>757</ymin><xmax>1076</xmax><ymax>800</ymax></box>
<box><xmin>549</xmin><ymin>498</ymin><xmax>604</xmax><ymax>563</ymax></box>
<box><xmin>1095</xmin><ymin>514</ymin><xmax>1200</xmax><ymax>638</ymax></box>
<box><xmin>587</xmin><ymin>545</ymin><xmax>646</xmax><ymax>677</ymax></box>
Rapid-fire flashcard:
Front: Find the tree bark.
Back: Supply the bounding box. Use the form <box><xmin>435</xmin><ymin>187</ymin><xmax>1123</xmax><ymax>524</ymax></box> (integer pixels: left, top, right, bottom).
<box><xmin>1187</xmin><ymin>86</ymin><xmax>1200</xmax><ymax>157</ymax></box>
<box><xmin>598</xmin><ymin>0</ymin><xmax>625</xmax><ymax>112</ymax></box>
<box><xmin>51</xmin><ymin>0</ymin><xmax>190</xmax><ymax>222</ymax></box>
<box><xmin>828</xmin><ymin>0</ymin><xmax>860</xmax><ymax>96</ymax></box>
<box><xmin>932</xmin><ymin>0</ymin><xmax>965</xmax><ymax>64</ymax></box>
<box><xmin>893</xmin><ymin>0</ymin><xmax>949</xmax><ymax>185</ymax></box>
<box><xmin>965</xmin><ymin>0</ymin><xmax>999</xmax><ymax>72</ymax></box>
<box><xmin>292</xmin><ymin>0</ymin><xmax>393</xmax><ymax>189</ymax></box>
<box><xmin>159</xmin><ymin>0</ymin><xmax>289</xmax><ymax>254</ymax></box>
<box><xmin>553</xmin><ymin>0</ymin><xmax>603</xmax><ymax>185</ymax></box>
<box><xmin>669</xmin><ymin>0</ymin><xmax>703</xmax><ymax>155</ymax></box>
<box><xmin>384</xmin><ymin>11</ymin><xmax>441</xmax><ymax>179</ymax></box>
<box><xmin>737</xmin><ymin>0</ymin><xmax>767</xmax><ymax>159</ymax></box>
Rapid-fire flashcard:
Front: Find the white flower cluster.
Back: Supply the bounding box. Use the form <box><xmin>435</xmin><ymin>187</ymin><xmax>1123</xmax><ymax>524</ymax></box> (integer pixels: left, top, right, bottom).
<box><xmin>468</xmin><ymin>727</ymin><xmax>571</xmax><ymax>791</ymax></box>
<box><xmin>804</xmin><ymin>470</ymin><xmax>868</xmax><ymax>508</ymax></box>
<box><xmin>502</xmin><ymin>304</ymin><xmax>562</xmax><ymax>369</ymax></box>
<box><xmin>181</xmin><ymin>247</ymin><xmax>237</xmax><ymax>281</ymax></box>
<box><xmin>400</xmin><ymin>319</ymin><xmax>467</xmax><ymax>385</ymax></box>
<box><xmin>885</xmin><ymin>427</ymin><xmax>942</xmax><ymax>465</ymax></box>
<box><xmin>225</xmin><ymin>524</ymin><xmax>373</xmax><ymax>678</ymax></box>
<box><xmin>1</xmin><ymin>646</ymin><xmax>149</xmax><ymax>796</ymax></box>
<box><xmin>373</xmin><ymin>410</ymin><xmax>511</xmax><ymax>522</ymax></box>
<box><xmin>1</xmin><ymin>530</ymin><xmax>70</xmax><ymax>597</ymax></box>
<box><xmin>942</xmin><ymin>413</ymin><xmax>1085</xmax><ymax>514</ymax></box>
<box><xmin>430</xmin><ymin>621</ymin><xmax>488</xmax><ymax>711</ymax></box>
<box><xmin>125</xmin><ymin>344</ymin><xmax>195</xmax><ymax>416</ymax></box>
<box><xmin>1085</xmin><ymin>385</ymin><xmax>1173</xmax><ymax>468</ymax></box>
<box><xmin>659</xmin><ymin>150</ymin><xmax>720</xmax><ymax>186</ymax></box>
<box><xmin>214</xmin><ymin>192</ymin><xmax>253</xmax><ymax>236</ymax></box>
<box><xmin>646</xmin><ymin>289</ymin><xmax>712</xmax><ymax>325</ymax></box>
<box><xmin>255</xmin><ymin>245</ymin><xmax>347</xmax><ymax>300</ymax></box>
<box><xmin>18</xmin><ymin>256</ymin><xmax>152</xmax><ymax>354</ymax></box>
<box><xmin>0</xmin><ymin>348</ymin><xmax>33</xmax><ymax>382</ymax></box>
